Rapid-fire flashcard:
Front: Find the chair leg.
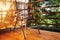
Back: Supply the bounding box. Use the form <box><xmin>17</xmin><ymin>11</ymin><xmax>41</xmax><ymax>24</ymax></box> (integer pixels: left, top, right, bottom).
<box><xmin>21</xmin><ymin>27</ymin><xmax>26</xmax><ymax>40</ymax></box>
<box><xmin>38</xmin><ymin>27</ymin><xmax>40</xmax><ymax>34</ymax></box>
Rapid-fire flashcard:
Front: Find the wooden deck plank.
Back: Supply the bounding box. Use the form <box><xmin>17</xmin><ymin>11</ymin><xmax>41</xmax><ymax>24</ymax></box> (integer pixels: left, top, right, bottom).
<box><xmin>0</xmin><ymin>28</ymin><xmax>60</xmax><ymax>40</ymax></box>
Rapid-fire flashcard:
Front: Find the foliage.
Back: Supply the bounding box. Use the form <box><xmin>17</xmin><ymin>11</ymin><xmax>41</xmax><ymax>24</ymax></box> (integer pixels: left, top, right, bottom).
<box><xmin>29</xmin><ymin>0</ymin><xmax>60</xmax><ymax>28</ymax></box>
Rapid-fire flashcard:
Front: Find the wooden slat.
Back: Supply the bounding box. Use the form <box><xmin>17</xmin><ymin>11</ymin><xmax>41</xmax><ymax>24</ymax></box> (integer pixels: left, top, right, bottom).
<box><xmin>38</xmin><ymin>23</ymin><xmax>60</xmax><ymax>25</ymax></box>
<box><xmin>28</xmin><ymin>18</ymin><xmax>60</xmax><ymax>20</ymax></box>
<box><xmin>28</xmin><ymin>12</ymin><xmax>60</xmax><ymax>15</ymax></box>
<box><xmin>37</xmin><ymin>5</ymin><xmax>60</xmax><ymax>8</ymax></box>
<box><xmin>17</xmin><ymin>2</ymin><xmax>60</xmax><ymax>8</ymax></box>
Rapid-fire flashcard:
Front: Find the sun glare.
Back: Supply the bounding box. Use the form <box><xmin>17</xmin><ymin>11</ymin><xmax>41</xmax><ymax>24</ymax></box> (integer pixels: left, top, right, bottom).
<box><xmin>0</xmin><ymin>0</ymin><xmax>16</xmax><ymax>28</ymax></box>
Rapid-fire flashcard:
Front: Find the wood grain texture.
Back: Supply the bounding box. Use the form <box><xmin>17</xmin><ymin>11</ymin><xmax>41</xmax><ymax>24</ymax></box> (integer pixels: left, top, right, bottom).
<box><xmin>0</xmin><ymin>28</ymin><xmax>60</xmax><ymax>40</ymax></box>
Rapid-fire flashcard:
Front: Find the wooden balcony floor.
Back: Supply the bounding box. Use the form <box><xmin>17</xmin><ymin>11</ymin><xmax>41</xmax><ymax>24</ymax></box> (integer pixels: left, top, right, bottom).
<box><xmin>0</xmin><ymin>28</ymin><xmax>60</xmax><ymax>40</ymax></box>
